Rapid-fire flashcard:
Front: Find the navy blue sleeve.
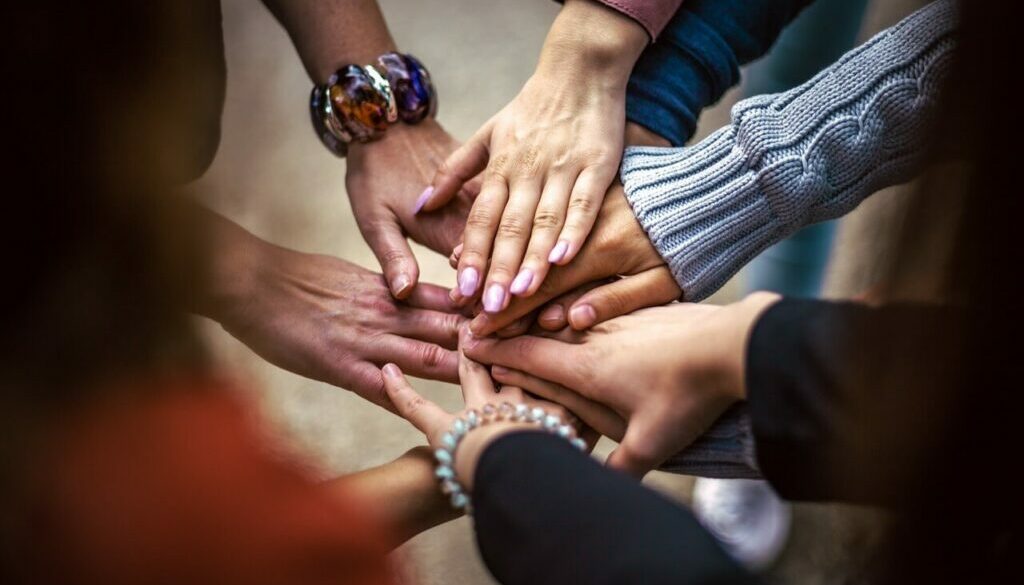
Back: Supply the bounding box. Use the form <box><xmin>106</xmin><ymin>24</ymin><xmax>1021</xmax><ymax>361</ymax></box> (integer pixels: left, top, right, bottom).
<box><xmin>626</xmin><ymin>0</ymin><xmax>813</xmax><ymax>146</ymax></box>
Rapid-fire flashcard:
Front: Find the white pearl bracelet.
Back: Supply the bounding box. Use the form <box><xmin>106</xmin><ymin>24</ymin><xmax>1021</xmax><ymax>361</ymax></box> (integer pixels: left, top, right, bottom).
<box><xmin>434</xmin><ymin>402</ymin><xmax>587</xmax><ymax>513</ymax></box>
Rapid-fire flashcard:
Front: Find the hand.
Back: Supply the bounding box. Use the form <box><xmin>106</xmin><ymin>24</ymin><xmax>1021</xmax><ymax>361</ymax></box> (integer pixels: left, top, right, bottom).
<box><xmin>346</xmin><ymin>120</ymin><xmax>478</xmax><ymax>298</ymax></box>
<box><xmin>459</xmin><ymin>182</ymin><xmax>682</xmax><ymax>336</ymax></box>
<box><xmin>198</xmin><ymin>212</ymin><xmax>465</xmax><ymax>411</ymax></box>
<box><xmin>380</xmin><ymin>336</ymin><xmax>595</xmax><ymax>490</ymax></box>
<box><xmin>422</xmin><ymin>0</ymin><xmax>648</xmax><ymax>312</ymax></box>
<box><xmin>463</xmin><ymin>294</ymin><xmax>782</xmax><ymax>476</ymax></box>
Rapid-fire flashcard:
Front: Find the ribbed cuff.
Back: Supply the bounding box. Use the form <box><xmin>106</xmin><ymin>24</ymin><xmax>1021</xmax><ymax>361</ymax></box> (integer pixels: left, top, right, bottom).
<box><xmin>621</xmin><ymin>137</ymin><xmax>792</xmax><ymax>302</ymax></box>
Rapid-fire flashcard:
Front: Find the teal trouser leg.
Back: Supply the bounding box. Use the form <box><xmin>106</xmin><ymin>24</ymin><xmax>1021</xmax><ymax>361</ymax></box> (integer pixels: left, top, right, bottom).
<box><xmin>742</xmin><ymin>0</ymin><xmax>869</xmax><ymax>297</ymax></box>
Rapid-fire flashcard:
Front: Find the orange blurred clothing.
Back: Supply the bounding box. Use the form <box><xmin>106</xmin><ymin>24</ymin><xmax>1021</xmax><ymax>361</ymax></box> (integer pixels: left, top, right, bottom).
<box><xmin>24</xmin><ymin>380</ymin><xmax>395</xmax><ymax>585</ymax></box>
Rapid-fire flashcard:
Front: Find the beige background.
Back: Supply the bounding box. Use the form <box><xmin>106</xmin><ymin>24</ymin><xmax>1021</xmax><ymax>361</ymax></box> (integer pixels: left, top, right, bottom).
<box><xmin>195</xmin><ymin>1</ymin><xmax>922</xmax><ymax>583</ymax></box>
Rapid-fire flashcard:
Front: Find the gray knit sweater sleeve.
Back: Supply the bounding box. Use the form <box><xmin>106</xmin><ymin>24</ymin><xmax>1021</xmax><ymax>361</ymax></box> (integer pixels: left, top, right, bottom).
<box><xmin>620</xmin><ymin>0</ymin><xmax>958</xmax><ymax>301</ymax></box>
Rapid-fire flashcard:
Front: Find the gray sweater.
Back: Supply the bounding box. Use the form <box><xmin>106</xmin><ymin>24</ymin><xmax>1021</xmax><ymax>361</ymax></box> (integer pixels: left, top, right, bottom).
<box><xmin>656</xmin><ymin>0</ymin><xmax>957</xmax><ymax>477</ymax></box>
<box><xmin>621</xmin><ymin>0</ymin><xmax>958</xmax><ymax>302</ymax></box>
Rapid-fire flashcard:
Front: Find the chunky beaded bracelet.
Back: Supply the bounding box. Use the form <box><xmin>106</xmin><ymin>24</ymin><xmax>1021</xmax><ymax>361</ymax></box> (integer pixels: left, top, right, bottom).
<box><xmin>309</xmin><ymin>52</ymin><xmax>436</xmax><ymax>157</ymax></box>
<box><xmin>434</xmin><ymin>403</ymin><xmax>587</xmax><ymax>514</ymax></box>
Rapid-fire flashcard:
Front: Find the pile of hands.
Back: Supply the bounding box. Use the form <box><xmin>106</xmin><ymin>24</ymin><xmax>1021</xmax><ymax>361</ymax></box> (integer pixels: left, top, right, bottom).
<box><xmin>204</xmin><ymin>0</ymin><xmax>781</xmax><ymax>479</ymax></box>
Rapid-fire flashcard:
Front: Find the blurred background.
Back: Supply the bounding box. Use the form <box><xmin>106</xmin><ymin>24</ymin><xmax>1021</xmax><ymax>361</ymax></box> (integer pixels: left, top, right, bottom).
<box><xmin>194</xmin><ymin>0</ymin><xmax>924</xmax><ymax>582</ymax></box>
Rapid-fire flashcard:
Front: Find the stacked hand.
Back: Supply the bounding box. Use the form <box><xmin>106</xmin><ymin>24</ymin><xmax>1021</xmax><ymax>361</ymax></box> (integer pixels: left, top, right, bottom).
<box><xmin>462</xmin><ymin>294</ymin><xmax>781</xmax><ymax>477</ymax></box>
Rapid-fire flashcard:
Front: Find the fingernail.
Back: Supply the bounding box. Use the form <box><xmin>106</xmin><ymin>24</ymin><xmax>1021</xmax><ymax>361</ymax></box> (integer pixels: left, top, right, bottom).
<box><xmin>469</xmin><ymin>315</ymin><xmax>488</xmax><ymax>336</ymax></box>
<box><xmin>491</xmin><ymin>365</ymin><xmax>509</xmax><ymax>376</ymax></box>
<box><xmin>458</xmin><ymin>266</ymin><xmax>479</xmax><ymax>297</ymax></box>
<box><xmin>569</xmin><ymin>304</ymin><xmax>597</xmax><ymax>329</ymax></box>
<box><xmin>509</xmin><ymin>268</ymin><xmax>534</xmax><ymax>295</ymax></box>
<box><xmin>483</xmin><ymin>283</ymin><xmax>506</xmax><ymax>313</ymax></box>
<box><xmin>412</xmin><ymin>186</ymin><xmax>433</xmax><ymax>215</ymax></box>
<box><xmin>460</xmin><ymin>327</ymin><xmax>479</xmax><ymax>349</ymax></box>
<box><xmin>539</xmin><ymin>304</ymin><xmax>565</xmax><ymax>325</ymax></box>
<box><xmin>453</xmin><ymin>243</ymin><xmax>464</xmax><ymax>258</ymax></box>
<box><xmin>548</xmin><ymin>240</ymin><xmax>570</xmax><ymax>263</ymax></box>
<box><xmin>382</xmin><ymin>363</ymin><xmax>402</xmax><ymax>379</ymax></box>
<box><xmin>391</xmin><ymin>274</ymin><xmax>412</xmax><ymax>297</ymax></box>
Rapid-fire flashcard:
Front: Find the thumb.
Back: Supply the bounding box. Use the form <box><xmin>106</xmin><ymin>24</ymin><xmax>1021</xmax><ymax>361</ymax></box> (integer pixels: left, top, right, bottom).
<box><xmin>363</xmin><ymin>214</ymin><xmax>420</xmax><ymax>299</ymax></box>
<box><xmin>606</xmin><ymin>409</ymin><xmax>674</xmax><ymax>478</ymax></box>
<box><xmin>567</xmin><ymin>267</ymin><xmax>681</xmax><ymax>330</ymax></box>
<box><xmin>422</xmin><ymin>123</ymin><xmax>493</xmax><ymax>213</ymax></box>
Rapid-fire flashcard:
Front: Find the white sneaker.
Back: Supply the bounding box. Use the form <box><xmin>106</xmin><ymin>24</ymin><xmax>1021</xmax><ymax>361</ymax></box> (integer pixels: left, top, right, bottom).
<box><xmin>691</xmin><ymin>478</ymin><xmax>792</xmax><ymax>571</ymax></box>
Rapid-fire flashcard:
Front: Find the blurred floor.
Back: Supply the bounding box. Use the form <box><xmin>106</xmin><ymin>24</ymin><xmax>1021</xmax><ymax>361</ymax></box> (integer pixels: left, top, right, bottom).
<box><xmin>195</xmin><ymin>0</ymin><xmax>923</xmax><ymax>583</ymax></box>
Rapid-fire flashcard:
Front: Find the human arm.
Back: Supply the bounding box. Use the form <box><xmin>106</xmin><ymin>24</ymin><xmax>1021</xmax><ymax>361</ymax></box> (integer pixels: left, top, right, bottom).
<box><xmin>262</xmin><ymin>0</ymin><xmax>474</xmax><ymax>298</ymax></box>
<box><xmin>191</xmin><ymin>207</ymin><xmax>464</xmax><ymax>410</ymax></box>
<box><xmin>380</xmin><ymin>345</ymin><xmax>757</xmax><ymax>585</ymax></box>
<box><xmin>622</xmin><ymin>0</ymin><xmax>959</xmax><ymax>302</ymax></box>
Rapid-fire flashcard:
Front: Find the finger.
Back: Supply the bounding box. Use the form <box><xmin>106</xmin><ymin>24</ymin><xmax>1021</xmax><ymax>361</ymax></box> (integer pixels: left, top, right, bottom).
<box><xmin>394</xmin><ymin>307</ymin><xmax>464</xmax><ymax>349</ymax></box>
<box><xmin>483</xmin><ymin>176</ymin><xmax>544</xmax><ymax>312</ymax></box>
<box><xmin>448</xmin><ymin>242</ymin><xmax>464</xmax><ymax>269</ymax></box>
<box><xmin>511</xmin><ymin>172</ymin><xmax>576</xmax><ymax>298</ymax></box>
<box><xmin>462</xmin><ymin>333</ymin><xmax>585</xmax><ymax>390</ymax></box>
<box><xmin>606</xmin><ymin>408</ymin><xmax>692</xmax><ymax>478</ymax></box>
<box><xmin>537</xmin><ymin>280</ymin><xmax>609</xmax><ymax>331</ymax></box>
<box><xmin>369</xmin><ymin>336</ymin><xmax>459</xmax><ymax>383</ymax></box>
<box><xmin>456</xmin><ymin>173</ymin><xmax>508</xmax><ymax>299</ymax></box>
<box><xmin>552</xmin><ymin>165</ymin><xmax>618</xmax><ymax>266</ymax></box>
<box><xmin>567</xmin><ymin>267</ymin><xmax>681</xmax><ymax>330</ymax></box>
<box><xmin>494</xmin><ymin>309</ymin><xmax>538</xmax><ymax>338</ymax></box>
<box><xmin>421</xmin><ymin>123</ymin><xmax>493</xmax><ymax>214</ymax></box>
<box><xmin>382</xmin><ymin>363</ymin><xmax>449</xmax><ymax>436</ymax></box>
<box><xmin>491</xmin><ymin>365</ymin><xmax>625</xmax><ymax>440</ymax></box>
<box><xmin>469</xmin><ymin>254</ymin><xmax>593</xmax><ymax>336</ymax></box>
<box><xmin>403</xmin><ymin>282</ymin><xmax>459</xmax><ymax>312</ymax></box>
<box><xmin>362</xmin><ymin>214</ymin><xmax>419</xmax><ymax>299</ymax></box>
<box><xmin>339</xmin><ymin>361</ymin><xmax>399</xmax><ymax>414</ymax></box>
<box><xmin>458</xmin><ymin>332</ymin><xmax>497</xmax><ymax>405</ymax></box>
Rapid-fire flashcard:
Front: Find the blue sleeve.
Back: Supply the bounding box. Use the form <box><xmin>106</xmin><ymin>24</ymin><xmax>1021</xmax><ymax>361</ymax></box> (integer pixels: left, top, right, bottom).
<box><xmin>626</xmin><ymin>0</ymin><xmax>814</xmax><ymax>146</ymax></box>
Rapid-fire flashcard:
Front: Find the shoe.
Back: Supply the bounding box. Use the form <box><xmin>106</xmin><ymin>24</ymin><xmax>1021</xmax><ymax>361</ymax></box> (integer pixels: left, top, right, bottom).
<box><xmin>691</xmin><ymin>478</ymin><xmax>792</xmax><ymax>571</ymax></box>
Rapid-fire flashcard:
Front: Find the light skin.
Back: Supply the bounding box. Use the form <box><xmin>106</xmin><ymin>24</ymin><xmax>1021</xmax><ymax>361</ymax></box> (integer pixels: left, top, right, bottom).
<box><xmin>424</xmin><ymin>0</ymin><xmax>650</xmax><ymax>313</ymax></box>
<box><xmin>380</xmin><ymin>343</ymin><xmax>590</xmax><ymax>491</ymax></box>
<box><xmin>462</xmin><ymin>294</ymin><xmax>782</xmax><ymax>477</ymax></box>
<box><xmin>263</xmin><ymin>0</ymin><xmax>476</xmax><ymax>299</ymax></box>
<box><xmin>195</xmin><ymin>209</ymin><xmax>465</xmax><ymax>411</ymax></box>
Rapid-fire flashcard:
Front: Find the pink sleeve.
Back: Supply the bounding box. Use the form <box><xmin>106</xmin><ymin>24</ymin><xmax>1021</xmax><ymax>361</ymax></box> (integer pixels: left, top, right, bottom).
<box><xmin>591</xmin><ymin>0</ymin><xmax>684</xmax><ymax>39</ymax></box>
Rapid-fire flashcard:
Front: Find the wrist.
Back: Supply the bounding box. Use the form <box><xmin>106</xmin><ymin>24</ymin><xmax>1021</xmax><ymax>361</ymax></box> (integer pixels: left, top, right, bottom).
<box><xmin>625</xmin><ymin>122</ymin><xmax>671</xmax><ymax>147</ymax></box>
<box><xmin>724</xmin><ymin>292</ymin><xmax>783</xmax><ymax>400</ymax></box>
<box><xmin>537</xmin><ymin>0</ymin><xmax>648</xmax><ymax>88</ymax></box>
<box><xmin>194</xmin><ymin>212</ymin><xmax>270</xmax><ymax>324</ymax></box>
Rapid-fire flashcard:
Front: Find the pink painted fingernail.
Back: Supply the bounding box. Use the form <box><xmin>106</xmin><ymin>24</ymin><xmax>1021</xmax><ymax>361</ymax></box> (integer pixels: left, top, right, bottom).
<box><xmin>412</xmin><ymin>186</ymin><xmax>434</xmax><ymax>214</ymax></box>
<box><xmin>569</xmin><ymin>304</ymin><xmax>597</xmax><ymax>329</ymax></box>
<box><xmin>458</xmin><ymin>266</ymin><xmax>479</xmax><ymax>296</ymax></box>
<box><xmin>548</xmin><ymin>240</ymin><xmax>570</xmax><ymax>263</ymax></box>
<box><xmin>483</xmin><ymin>283</ymin><xmax>506</xmax><ymax>313</ymax></box>
<box><xmin>509</xmin><ymin>268</ymin><xmax>534</xmax><ymax>295</ymax></box>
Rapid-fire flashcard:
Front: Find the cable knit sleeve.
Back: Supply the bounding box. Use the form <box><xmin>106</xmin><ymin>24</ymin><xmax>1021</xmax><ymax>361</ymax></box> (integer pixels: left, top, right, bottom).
<box><xmin>620</xmin><ymin>0</ymin><xmax>958</xmax><ymax>301</ymax></box>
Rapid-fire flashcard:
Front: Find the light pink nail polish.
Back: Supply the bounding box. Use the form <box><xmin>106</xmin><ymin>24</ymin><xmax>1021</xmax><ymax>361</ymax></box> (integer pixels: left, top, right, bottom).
<box><xmin>458</xmin><ymin>266</ymin><xmax>479</xmax><ymax>296</ymax></box>
<box><xmin>509</xmin><ymin>269</ymin><xmax>534</xmax><ymax>295</ymax></box>
<box><xmin>548</xmin><ymin>240</ymin><xmax>570</xmax><ymax>263</ymax></box>
<box><xmin>412</xmin><ymin>186</ymin><xmax>434</xmax><ymax>214</ymax></box>
<box><xmin>483</xmin><ymin>283</ymin><xmax>506</xmax><ymax>313</ymax></box>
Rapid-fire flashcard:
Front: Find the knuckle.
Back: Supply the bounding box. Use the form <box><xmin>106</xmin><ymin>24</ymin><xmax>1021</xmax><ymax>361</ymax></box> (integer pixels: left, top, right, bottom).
<box><xmin>418</xmin><ymin>344</ymin><xmax>448</xmax><ymax>369</ymax></box>
<box><xmin>496</xmin><ymin>215</ymin><xmax>528</xmax><ymax>239</ymax></box>
<box><xmin>567</xmin><ymin>196</ymin><xmax>594</xmax><ymax>216</ymax></box>
<box><xmin>512</xmin><ymin>147</ymin><xmax>542</xmax><ymax>177</ymax></box>
<box><xmin>466</xmin><ymin>207</ymin><xmax>497</xmax><ymax>231</ymax></box>
<box><xmin>532</xmin><ymin>209</ymin><xmax>562</xmax><ymax>231</ymax></box>
<box><xmin>487</xmin><ymin>154</ymin><xmax>512</xmax><ymax>178</ymax></box>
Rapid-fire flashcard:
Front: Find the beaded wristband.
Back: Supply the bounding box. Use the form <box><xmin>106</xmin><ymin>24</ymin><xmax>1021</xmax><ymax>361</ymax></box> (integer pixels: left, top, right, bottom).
<box><xmin>433</xmin><ymin>403</ymin><xmax>587</xmax><ymax>514</ymax></box>
<box><xmin>309</xmin><ymin>52</ymin><xmax>436</xmax><ymax>157</ymax></box>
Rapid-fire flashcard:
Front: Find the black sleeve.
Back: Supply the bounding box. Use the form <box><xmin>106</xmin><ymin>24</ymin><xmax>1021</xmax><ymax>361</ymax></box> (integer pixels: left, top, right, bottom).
<box><xmin>747</xmin><ymin>298</ymin><xmax>965</xmax><ymax>506</ymax></box>
<box><xmin>472</xmin><ymin>432</ymin><xmax>757</xmax><ymax>585</ymax></box>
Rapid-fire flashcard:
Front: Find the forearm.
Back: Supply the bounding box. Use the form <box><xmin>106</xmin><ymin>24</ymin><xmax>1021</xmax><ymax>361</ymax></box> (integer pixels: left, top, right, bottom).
<box><xmin>471</xmin><ymin>432</ymin><xmax>756</xmax><ymax>585</ymax></box>
<box><xmin>537</xmin><ymin>0</ymin><xmax>649</xmax><ymax>91</ymax></box>
<box><xmin>747</xmin><ymin>299</ymin><xmax>965</xmax><ymax>506</ymax></box>
<box><xmin>262</xmin><ymin>0</ymin><xmax>397</xmax><ymax>82</ymax></box>
<box><xmin>626</xmin><ymin>0</ymin><xmax>813</xmax><ymax>146</ymax></box>
<box><xmin>329</xmin><ymin>447</ymin><xmax>460</xmax><ymax>548</ymax></box>
<box><xmin>621</xmin><ymin>0</ymin><xmax>958</xmax><ymax>302</ymax></box>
